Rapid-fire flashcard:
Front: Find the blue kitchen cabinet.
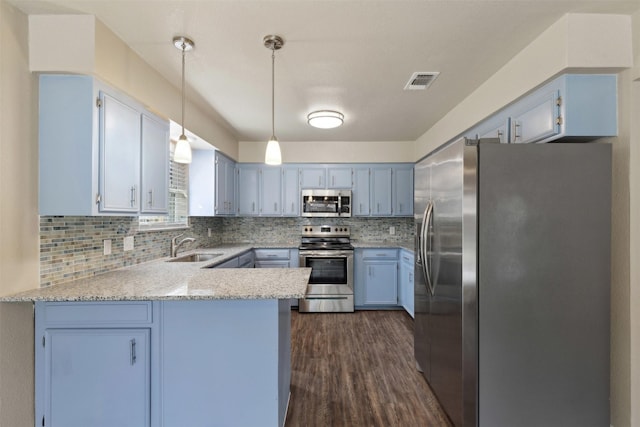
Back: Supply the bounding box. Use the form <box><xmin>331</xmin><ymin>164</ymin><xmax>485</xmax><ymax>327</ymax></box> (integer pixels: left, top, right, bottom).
<box><xmin>300</xmin><ymin>168</ymin><xmax>326</xmax><ymax>189</ymax></box>
<box><xmin>355</xmin><ymin>248</ymin><xmax>398</xmax><ymax>307</ymax></box>
<box><xmin>237</xmin><ymin>164</ymin><xmax>284</xmax><ymax>216</ymax></box>
<box><xmin>39</xmin><ymin>74</ymin><xmax>169</xmax><ymax>216</ymax></box>
<box><xmin>393</xmin><ymin>166</ymin><xmax>413</xmax><ymax>216</ymax></box>
<box><xmin>254</xmin><ymin>248</ymin><xmax>294</xmax><ymax>268</ymax></box>
<box><xmin>189</xmin><ymin>150</ymin><xmax>236</xmax><ymax>216</ymax></box>
<box><xmin>471</xmin><ymin>114</ymin><xmax>510</xmax><ymax>143</ymax></box>
<box><xmin>35</xmin><ymin>302</ymin><xmax>155</xmax><ymax>427</ymax></box>
<box><xmin>99</xmin><ymin>92</ymin><xmax>142</xmax><ymax>213</ymax></box>
<box><xmin>327</xmin><ymin>167</ymin><xmax>353</xmax><ymax>188</ymax></box>
<box><xmin>36</xmin><ymin>299</ymin><xmax>292</xmax><ymax>427</ymax></box>
<box><xmin>398</xmin><ymin>249</ymin><xmax>415</xmax><ymax>318</ymax></box>
<box><xmin>216</xmin><ymin>152</ymin><xmax>236</xmax><ymax>215</ymax></box>
<box><xmin>467</xmin><ymin>74</ymin><xmax>617</xmax><ymax>145</ymax></box>
<box><xmin>261</xmin><ymin>167</ymin><xmax>283</xmax><ymax>215</ymax></box>
<box><xmin>353</xmin><ymin>168</ymin><xmax>371</xmax><ymax>216</ymax></box>
<box><xmin>237</xmin><ymin>164</ymin><xmax>260</xmax><ymax>215</ymax></box>
<box><xmin>140</xmin><ymin>113</ymin><xmax>169</xmax><ymax>213</ymax></box>
<box><xmin>282</xmin><ymin>167</ymin><xmax>300</xmax><ymax>216</ymax></box>
<box><xmin>371</xmin><ymin>168</ymin><xmax>393</xmax><ymax>216</ymax></box>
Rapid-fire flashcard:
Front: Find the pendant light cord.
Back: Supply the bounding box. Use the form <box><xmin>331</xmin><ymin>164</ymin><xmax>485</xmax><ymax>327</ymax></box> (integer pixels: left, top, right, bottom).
<box><xmin>181</xmin><ymin>43</ymin><xmax>186</xmax><ymax>136</ymax></box>
<box><xmin>271</xmin><ymin>48</ymin><xmax>276</xmax><ymax>140</ymax></box>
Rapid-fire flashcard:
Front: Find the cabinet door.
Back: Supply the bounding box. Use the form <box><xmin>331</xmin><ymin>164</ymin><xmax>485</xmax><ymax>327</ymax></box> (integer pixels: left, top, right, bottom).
<box><xmin>215</xmin><ymin>153</ymin><xmax>236</xmax><ymax>215</ymax></box>
<box><xmin>393</xmin><ymin>167</ymin><xmax>413</xmax><ymax>216</ymax></box>
<box><xmin>363</xmin><ymin>260</ymin><xmax>398</xmax><ymax>304</ymax></box>
<box><xmin>327</xmin><ymin>167</ymin><xmax>353</xmax><ymax>188</ymax></box>
<box><xmin>282</xmin><ymin>167</ymin><xmax>299</xmax><ymax>216</ymax></box>
<box><xmin>99</xmin><ymin>92</ymin><xmax>141</xmax><ymax>213</ymax></box>
<box><xmin>371</xmin><ymin>168</ymin><xmax>392</xmax><ymax>216</ymax></box>
<box><xmin>189</xmin><ymin>150</ymin><xmax>215</xmax><ymax>216</ymax></box>
<box><xmin>353</xmin><ymin>168</ymin><xmax>370</xmax><ymax>216</ymax></box>
<box><xmin>140</xmin><ymin>114</ymin><xmax>169</xmax><ymax>214</ymax></box>
<box><xmin>300</xmin><ymin>168</ymin><xmax>326</xmax><ymax>189</ymax></box>
<box><xmin>510</xmin><ymin>89</ymin><xmax>560</xmax><ymax>144</ymax></box>
<box><xmin>478</xmin><ymin>118</ymin><xmax>510</xmax><ymax>143</ymax></box>
<box><xmin>237</xmin><ymin>166</ymin><xmax>260</xmax><ymax>215</ymax></box>
<box><xmin>261</xmin><ymin>167</ymin><xmax>282</xmax><ymax>215</ymax></box>
<box><xmin>45</xmin><ymin>328</ymin><xmax>150</xmax><ymax>427</ymax></box>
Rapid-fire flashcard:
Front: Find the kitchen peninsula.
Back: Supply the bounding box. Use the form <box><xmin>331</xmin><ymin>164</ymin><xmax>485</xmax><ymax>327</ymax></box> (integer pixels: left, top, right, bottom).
<box><xmin>2</xmin><ymin>250</ymin><xmax>310</xmax><ymax>427</ymax></box>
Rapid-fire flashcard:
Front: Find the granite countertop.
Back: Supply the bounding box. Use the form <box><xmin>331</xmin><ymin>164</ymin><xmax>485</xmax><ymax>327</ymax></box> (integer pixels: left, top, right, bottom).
<box><xmin>1</xmin><ymin>240</ymin><xmax>414</xmax><ymax>303</ymax></box>
<box><xmin>2</xmin><ymin>245</ymin><xmax>310</xmax><ymax>302</ymax></box>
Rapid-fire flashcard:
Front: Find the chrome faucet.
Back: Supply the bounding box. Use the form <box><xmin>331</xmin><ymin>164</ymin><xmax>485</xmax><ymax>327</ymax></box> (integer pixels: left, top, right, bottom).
<box><xmin>171</xmin><ymin>233</ymin><xmax>196</xmax><ymax>257</ymax></box>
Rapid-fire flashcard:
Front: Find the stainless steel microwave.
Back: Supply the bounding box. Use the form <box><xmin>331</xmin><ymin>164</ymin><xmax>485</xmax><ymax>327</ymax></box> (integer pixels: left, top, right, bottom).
<box><xmin>301</xmin><ymin>189</ymin><xmax>351</xmax><ymax>217</ymax></box>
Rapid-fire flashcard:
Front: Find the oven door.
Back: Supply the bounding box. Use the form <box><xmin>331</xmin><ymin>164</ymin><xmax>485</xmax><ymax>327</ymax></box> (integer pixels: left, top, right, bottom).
<box><xmin>300</xmin><ymin>250</ymin><xmax>353</xmax><ymax>288</ymax></box>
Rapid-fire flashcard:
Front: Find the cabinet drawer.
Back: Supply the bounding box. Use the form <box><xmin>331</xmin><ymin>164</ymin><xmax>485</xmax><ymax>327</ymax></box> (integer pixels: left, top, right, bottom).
<box><xmin>40</xmin><ymin>301</ymin><xmax>153</xmax><ymax>326</ymax></box>
<box><xmin>362</xmin><ymin>248</ymin><xmax>398</xmax><ymax>260</ymax></box>
<box><xmin>400</xmin><ymin>250</ymin><xmax>415</xmax><ymax>264</ymax></box>
<box><xmin>254</xmin><ymin>249</ymin><xmax>290</xmax><ymax>260</ymax></box>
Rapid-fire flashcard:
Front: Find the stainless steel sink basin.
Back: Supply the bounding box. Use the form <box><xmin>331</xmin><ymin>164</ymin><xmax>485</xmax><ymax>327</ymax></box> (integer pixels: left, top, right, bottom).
<box><xmin>167</xmin><ymin>253</ymin><xmax>223</xmax><ymax>263</ymax></box>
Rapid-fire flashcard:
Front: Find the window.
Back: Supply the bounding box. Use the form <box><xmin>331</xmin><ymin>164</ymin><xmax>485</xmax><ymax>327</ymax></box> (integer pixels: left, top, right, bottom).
<box><xmin>139</xmin><ymin>142</ymin><xmax>189</xmax><ymax>230</ymax></box>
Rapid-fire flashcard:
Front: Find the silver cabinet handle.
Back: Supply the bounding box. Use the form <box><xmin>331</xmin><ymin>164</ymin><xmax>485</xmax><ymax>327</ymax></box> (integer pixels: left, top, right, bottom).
<box><xmin>148</xmin><ymin>189</ymin><xmax>153</xmax><ymax>208</ymax></box>
<box><xmin>252</xmin><ymin>202</ymin><xmax>255</xmax><ymax>212</ymax></box>
<box><xmin>332</xmin><ymin>176</ymin><xmax>335</xmax><ymax>186</ymax></box>
<box><xmin>291</xmin><ymin>202</ymin><xmax>294</xmax><ymax>213</ymax></box>
<box><xmin>377</xmin><ymin>203</ymin><xmax>380</xmax><ymax>213</ymax></box>
<box><xmin>130</xmin><ymin>338</ymin><xmax>137</xmax><ymax>365</ymax></box>
<box><xmin>274</xmin><ymin>202</ymin><xmax>278</xmax><ymax>212</ymax></box>
<box><xmin>318</xmin><ymin>176</ymin><xmax>322</xmax><ymax>186</ymax></box>
<box><xmin>130</xmin><ymin>186</ymin><xmax>137</xmax><ymax>207</ymax></box>
<box><xmin>512</xmin><ymin>121</ymin><xmax>521</xmax><ymax>142</ymax></box>
<box><xmin>359</xmin><ymin>203</ymin><xmax>363</xmax><ymax>213</ymax></box>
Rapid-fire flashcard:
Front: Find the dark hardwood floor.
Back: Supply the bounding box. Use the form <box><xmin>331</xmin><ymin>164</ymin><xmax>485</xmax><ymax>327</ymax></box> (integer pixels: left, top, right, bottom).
<box><xmin>285</xmin><ymin>310</ymin><xmax>452</xmax><ymax>427</ymax></box>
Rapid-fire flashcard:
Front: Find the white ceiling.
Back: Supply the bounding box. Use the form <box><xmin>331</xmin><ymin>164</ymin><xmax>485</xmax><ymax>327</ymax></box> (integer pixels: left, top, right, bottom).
<box><xmin>9</xmin><ymin>0</ymin><xmax>640</xmax><ymax>143</ymax></box>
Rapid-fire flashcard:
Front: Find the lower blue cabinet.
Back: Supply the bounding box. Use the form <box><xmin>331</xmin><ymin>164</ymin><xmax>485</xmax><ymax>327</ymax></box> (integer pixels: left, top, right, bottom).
<box><xmin>44</xmin><ymin>329</ymin><xmax>151</xmax><ymax>427</ymax></box>
<box><xmin>355</xmin><ymin>248</ymin><xmax>398</xmax><ymax>307</ymax></box>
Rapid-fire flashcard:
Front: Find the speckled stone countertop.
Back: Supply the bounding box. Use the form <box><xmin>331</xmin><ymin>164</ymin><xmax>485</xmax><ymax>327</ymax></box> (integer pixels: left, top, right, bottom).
<box><xmin>1</xmin><ymin>245</ymin><xmax>310</xmax><ymax>302</ymax></box>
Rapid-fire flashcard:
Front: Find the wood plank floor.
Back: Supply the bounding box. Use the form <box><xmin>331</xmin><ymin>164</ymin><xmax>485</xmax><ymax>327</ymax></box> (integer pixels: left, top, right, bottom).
<box><xmin>285</xmin><ymin>310</ymin><xmax>452</xmax><ymax>427</ymax></box>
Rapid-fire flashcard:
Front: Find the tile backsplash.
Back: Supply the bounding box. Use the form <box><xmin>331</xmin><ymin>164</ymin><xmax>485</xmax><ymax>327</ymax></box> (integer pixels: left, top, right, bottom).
<box><xmin>39</xmin><ymin>216</ymin><xmax>413</xmax><ymax>287</ymax></box>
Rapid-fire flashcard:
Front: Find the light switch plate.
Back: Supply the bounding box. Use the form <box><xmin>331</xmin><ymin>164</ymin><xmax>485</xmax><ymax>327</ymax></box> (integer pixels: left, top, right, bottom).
<box><xmin>103</xmin><ymin>239</ymin><xmax>112</xmax><ymax>255</ymax></box>
<box><xmin>123</xmin><ymin>236</ymin><xmax>134</xmax><ymax>251</ymax></box>
<box><xmin>389</xmin><ymin>226</ymin><xmax>396</xmax><ymax>235</ymax></box>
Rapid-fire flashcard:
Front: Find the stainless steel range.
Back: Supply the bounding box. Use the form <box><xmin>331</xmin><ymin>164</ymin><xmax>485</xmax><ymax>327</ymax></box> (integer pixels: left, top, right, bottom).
<box><xmin>298</xmin><ymin>225</ymin><xmax>354</xmax><ymax>313</ymax></box>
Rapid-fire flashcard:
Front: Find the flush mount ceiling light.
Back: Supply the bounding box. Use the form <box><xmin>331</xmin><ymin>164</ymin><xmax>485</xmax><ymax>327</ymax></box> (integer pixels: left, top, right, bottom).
<box><xmin>173</xmin><ymin>36</ymin><xmax>195</xmax><ymax>164</ymax></box>
<box><xmin>264</xmin><ymin>34</ymin><xmax>284</xmax><ymax>166</ymax></box>
<box><xmin>307</xmin><ymin>110</ymin><xmax>344</xmax><ymax>129</ymax></box>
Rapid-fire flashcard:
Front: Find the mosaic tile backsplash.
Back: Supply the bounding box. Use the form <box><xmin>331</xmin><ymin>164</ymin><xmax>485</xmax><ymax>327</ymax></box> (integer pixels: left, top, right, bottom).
<box><xmin>39</xmin><ymin>216</ymin><xmax>413</xmax><ymax>287</ymax></box>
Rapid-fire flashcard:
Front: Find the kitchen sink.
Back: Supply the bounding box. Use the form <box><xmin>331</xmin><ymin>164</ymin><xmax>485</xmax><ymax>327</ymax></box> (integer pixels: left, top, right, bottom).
<box><xmin>167</xmin><ymin>253</ymin><xmax>223</xmax><ymax>263</ymax></box>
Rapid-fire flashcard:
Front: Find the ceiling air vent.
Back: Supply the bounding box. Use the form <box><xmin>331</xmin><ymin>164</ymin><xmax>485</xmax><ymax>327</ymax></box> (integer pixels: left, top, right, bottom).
<box><xmin>404</xmin><ymin>72</ymin><xmax>440</xmax><ymax>90</ymax></box>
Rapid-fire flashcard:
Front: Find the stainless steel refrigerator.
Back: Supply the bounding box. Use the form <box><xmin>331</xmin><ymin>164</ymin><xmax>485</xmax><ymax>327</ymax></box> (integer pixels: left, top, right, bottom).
<box><xmin>414</xmin><ymin>138</ymin><xmax>611</xmax><ymax>427</ymax></box>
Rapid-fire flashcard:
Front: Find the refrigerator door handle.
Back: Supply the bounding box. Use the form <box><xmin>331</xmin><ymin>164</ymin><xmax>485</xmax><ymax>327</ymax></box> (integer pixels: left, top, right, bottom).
<box><xmin>418</xmin><ymin>201</ymin><xmax>434</xmax><ymax>296</ymax></box>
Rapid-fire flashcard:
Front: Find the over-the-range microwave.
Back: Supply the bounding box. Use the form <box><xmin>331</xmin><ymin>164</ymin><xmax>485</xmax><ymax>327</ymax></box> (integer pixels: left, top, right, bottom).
<box><xmin>301</xmin><ymin>189</ymin><xmax>351</xmax><ymax>217</ymax></box>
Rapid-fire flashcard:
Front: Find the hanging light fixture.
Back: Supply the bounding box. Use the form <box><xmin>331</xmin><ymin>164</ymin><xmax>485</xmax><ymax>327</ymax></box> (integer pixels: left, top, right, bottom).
<box><xmin>307</xmin><ymin>110</ymin><xmax>344</xmax><ymax>129</ymax></box>
<box><xmin>173</xmin><ymin>36</ymin><xmax>195</xmax><ymax>164</ymax></box>
<box><xmin>264</xmin><ymin>35</ymin><xmax>284</xmax><ymax>165</ymax></box>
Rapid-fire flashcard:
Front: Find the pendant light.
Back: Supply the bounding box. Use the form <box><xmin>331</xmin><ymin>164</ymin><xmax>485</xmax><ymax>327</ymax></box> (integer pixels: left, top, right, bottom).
<box><xmin>173</xmin><ymin>36</ymin><xmax>195</xmax><ymax>164</ymax></box>
<box><xmin>264</xmin><ymin>35</ymin><xmax>284</xmax><ymax>165</ymax></box>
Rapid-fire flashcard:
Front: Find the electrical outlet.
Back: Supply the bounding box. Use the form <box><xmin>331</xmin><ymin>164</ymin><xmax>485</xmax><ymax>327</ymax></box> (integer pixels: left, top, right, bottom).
<box><xmin>123</xmin><ymin>236</ymin><xmax>134</xmax><ymax>251</ymax></box>
<box><xmin>208</xmin><ymin>228</ymin><xmax>212</xmax><ymax>237</ymax></box>
<box><xmin>389</xmin><ymin>226</ymin><xmax>396</xmax><ymax>235</ymax></box>
<box><xmin>103</xmin><ymin>239</ymin><xmax>112</xmax><ymax>255</ymax></box>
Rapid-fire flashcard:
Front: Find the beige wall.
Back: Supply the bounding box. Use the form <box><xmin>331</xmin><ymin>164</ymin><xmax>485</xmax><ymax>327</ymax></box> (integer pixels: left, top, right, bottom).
<box><xmin>629</xmin><ymin>11</ymin><xmax>640</xmax><ymax>427</ymax></box>
<box><xmin>239</xmin><ymin>140</ymin><xmax>415</xmax><ymax>163</ymax></box>
<box><xmin>0</xmin><ymin>1</ymin><xmax>39</xmax><ymax>425</ymax></box>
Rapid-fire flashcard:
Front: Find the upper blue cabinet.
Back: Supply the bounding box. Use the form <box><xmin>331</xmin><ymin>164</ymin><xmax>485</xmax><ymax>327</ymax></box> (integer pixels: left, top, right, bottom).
<box><xmin>38</xmin><ymin>75</ymin><xmax>169</xmax><ymax>216</ymax></box>
<box><xmin>468</xmin><ymin>74</ymin><xmax>617</xmax><ymax>144</ymax></box>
